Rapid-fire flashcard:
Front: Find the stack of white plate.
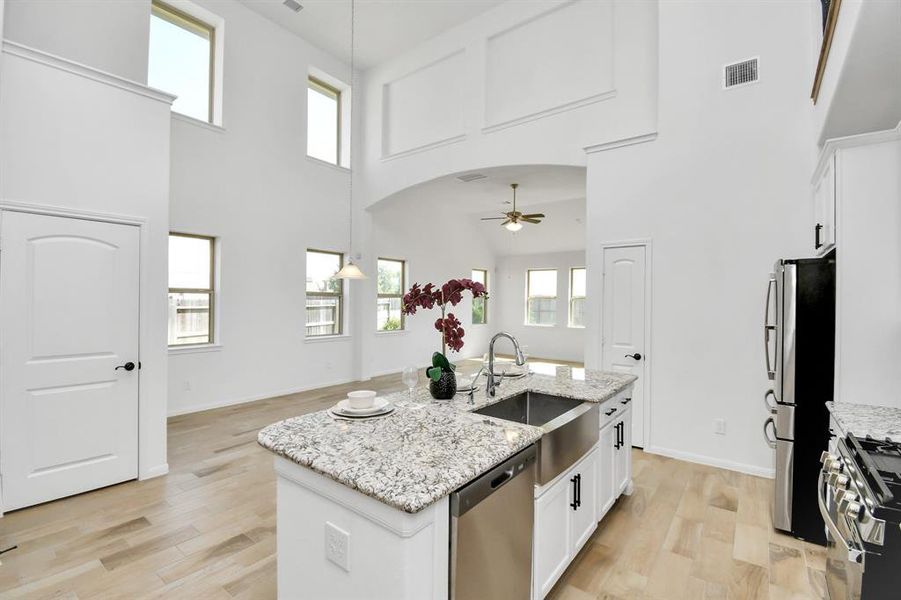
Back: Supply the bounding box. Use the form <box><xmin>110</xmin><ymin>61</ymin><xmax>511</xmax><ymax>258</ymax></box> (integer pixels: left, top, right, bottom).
<box><xmin>328</xmin><ymin>397</ymin><xmax>395</xmax><ymax>419</ymax></box>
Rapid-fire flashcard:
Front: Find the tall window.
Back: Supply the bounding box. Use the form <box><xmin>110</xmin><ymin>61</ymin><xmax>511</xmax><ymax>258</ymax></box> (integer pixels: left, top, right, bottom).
<box><xmin>526</xmin><ymin>269</ymin><xmax>557</xmax><ymax>326</ymax></box>
<box><xmin>569</xmin><ymin>267</ymin><xmax>587</xmax><ymax>328</ymax></box>
<box><xmin>472</xmin><ymin>269</ymin><xmax>488</xmax><ymax>325</ymax></box>
<box><xmin>307</xmin><ymin>77</ymin><xmax>341</xmax><ymax>165</ymax></box>
<box><xmin>377</xmin><ymin>258</ymin><xmax>405</xmax><ymax>331</ymax></box>
<box><xmin>306</xmin><ymin>250</ymin><xmax>344</xmax><ymax>337</ymax></box>
<box><xmin>168</xmin><ymin>233</ymin><xmax>215</xmax><ymax>346</ymax></box>
<box><xmin>148</xmin><ymin>1</ymin><xmax>215</xmax><ymax>123</ymax></box>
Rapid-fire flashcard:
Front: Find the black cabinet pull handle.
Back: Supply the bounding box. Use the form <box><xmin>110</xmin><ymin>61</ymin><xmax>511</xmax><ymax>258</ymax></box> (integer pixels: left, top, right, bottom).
<box><xmin>570</xmin><ymin>476</ymin><xmax>578</xmax><ymax>510</ymax></box>
<box><xmin>605</xmin><ymin>408</ymin><xmax>616</xmax><ymax>416</ymax></box>
<box><xmin>115</xmin><ymin>362</ymin><xmax>136</xmax><ymax>372</ymax></box>
<box><xmin>815</xmin><ymin>223</ymin><xmax>823</xmax><ymax>249</ymax></box>
<box><xmin>575</xmin><ymin>473</ymin><xmax>581</xmax><ymax>508</ymax></box>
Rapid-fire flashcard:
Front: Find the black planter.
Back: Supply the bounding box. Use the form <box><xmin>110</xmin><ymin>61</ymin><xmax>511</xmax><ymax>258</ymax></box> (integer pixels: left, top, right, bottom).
<box><xmin>429</xmin><ymin>370</ymin><xmax>457</xmax><ymax>400</ymax></box>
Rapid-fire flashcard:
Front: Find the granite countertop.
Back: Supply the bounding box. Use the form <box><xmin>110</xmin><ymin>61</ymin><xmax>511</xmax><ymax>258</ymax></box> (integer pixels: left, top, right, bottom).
<box><xmin>826</xmin><ymin>401</ymin><xmax>901</xmax><ymax>442</ymax></box>
<box><xmin>258</xmin><ymin>368</ymin><xmax>636</xmax><ymax>513</ymax></box>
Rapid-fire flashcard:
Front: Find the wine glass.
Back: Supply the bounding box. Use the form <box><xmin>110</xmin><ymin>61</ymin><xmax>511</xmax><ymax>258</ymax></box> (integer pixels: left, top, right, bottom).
<box><xmin>402</xmin><ymin>366</ymin><xmax>418</xmax><ymax>401</ymax></box>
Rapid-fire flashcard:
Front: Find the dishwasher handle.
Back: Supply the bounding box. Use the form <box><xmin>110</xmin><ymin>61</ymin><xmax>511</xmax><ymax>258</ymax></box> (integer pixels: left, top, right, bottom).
<box><xmin>450</xmin><ymin>444</ymin><xmax>537</xmax><ymax>518</ymax></box>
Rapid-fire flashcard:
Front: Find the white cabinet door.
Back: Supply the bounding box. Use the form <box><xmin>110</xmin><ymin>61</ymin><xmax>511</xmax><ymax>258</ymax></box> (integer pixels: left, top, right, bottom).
<box><xmin>533</xmin><ymin>473</ymin><xmax>572</xmax><ymax>599</ymax></box>
<box><xmin>614</xmin><ymin>408</ymin><xmax>633</xmax><ymax>495</ymax></box>
<box><xmin>0</xmin><ymin>211</ymin><xmax>140</xmax><ymax>511</ymax></box>
<box><xmin>570</xmin><ymin>447</ymin><xmax>598</xmax><ymax>554</ymax></box>
<box><xmin>813</xmin><ymin>153</ymin><xmax>836</xmax><ymax>255</ymax></box>
<box><xmin>597</xmin><ymin>421</ymin><xmax>616</xmax><ymax>518</ymax></box>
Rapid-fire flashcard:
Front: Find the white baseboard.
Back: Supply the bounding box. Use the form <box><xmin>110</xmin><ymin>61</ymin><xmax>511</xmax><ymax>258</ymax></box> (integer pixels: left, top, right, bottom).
<box><xmin>645</xmin><ymin>445</ymin><xmax>774</xmax><ymax>479</ymax></box>
<box><xmin>141</xmin><ymin>463</ymin><xmax>170</xmax><ymax>479</ymax></box>
<box><xmin>167</xmin><ymin>377</ymin><xmax>356</xmax><ymax>417</ymax></box>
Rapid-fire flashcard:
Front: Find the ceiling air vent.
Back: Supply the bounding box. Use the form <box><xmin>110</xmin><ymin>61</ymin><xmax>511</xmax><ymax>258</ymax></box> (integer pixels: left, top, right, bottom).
<box><xmin>723</xmin><ymin>57</ymin><xmax>759</xmax><ymax>89</ymax></box>
<box><xmin>283</xmin><ymin>0</ymin><xmax>303</xmax><ymax>13</ymax></box>
<box><xmin>457</xmin><ymin>173</ymin><xmax>487</xmax><ymax>183</ymax></box>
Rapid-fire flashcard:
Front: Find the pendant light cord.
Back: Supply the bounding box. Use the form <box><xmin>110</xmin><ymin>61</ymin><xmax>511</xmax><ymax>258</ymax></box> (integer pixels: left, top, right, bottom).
<box><xmin>348</xmin><ymin>0</ymin><xmax>355</xmax><ymax>261</ymax></box>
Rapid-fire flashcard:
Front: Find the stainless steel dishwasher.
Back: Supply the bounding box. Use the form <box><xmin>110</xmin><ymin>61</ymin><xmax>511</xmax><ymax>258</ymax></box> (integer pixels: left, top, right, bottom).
<box><xmin>449</xmin><ymin>444</ymin><xmax>537</xmax><ymax>600</ymax></box>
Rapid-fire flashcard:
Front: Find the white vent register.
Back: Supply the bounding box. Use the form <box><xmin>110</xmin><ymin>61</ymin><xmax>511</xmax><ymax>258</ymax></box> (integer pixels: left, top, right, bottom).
<box><xmin>724</xmin><ymin>57</ymin><xmax>759</xmax><ymax>89</ymax></box>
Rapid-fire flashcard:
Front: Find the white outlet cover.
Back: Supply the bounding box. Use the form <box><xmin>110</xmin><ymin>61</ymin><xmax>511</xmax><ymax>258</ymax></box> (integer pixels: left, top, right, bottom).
<box><xmin>325</xmin><ymin>521</ymin><xmax>350</xmax><ymax>572</ymax></box>
<box><xmin>713</xmin><ymin>419</ymin><xmax>726</xmax><ymax>435</ymax></box>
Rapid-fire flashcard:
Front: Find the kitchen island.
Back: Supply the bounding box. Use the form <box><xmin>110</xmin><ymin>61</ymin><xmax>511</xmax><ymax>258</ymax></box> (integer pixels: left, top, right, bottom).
<box><xmin>258</xmin><ymin>368</ymin><xmax>635</xmax><ymax>600</ymax></box>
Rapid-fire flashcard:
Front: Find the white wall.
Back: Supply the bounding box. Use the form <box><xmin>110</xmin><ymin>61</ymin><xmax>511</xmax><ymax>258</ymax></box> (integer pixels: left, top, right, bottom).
<box><xmin>359</xmin><ymin>0</ymin><xmax>658</xmax><ymax>208</ymax></box>
<box><xmin>495</xmin><ymin>251</ymin><xmax>586</xmax><ymax>363</ymax></box>
<box><xmin>166</xmin><ymin>0</ymin><xmax>359</xmax><ymax>415</ymax></box>
<box><xmin>4</xmin><ymin>0</ymin><xmax>151</xmax><ymax>82</ymax></box>
<box><xmin>584</xmin><ymin>0</ymin><xmax>815</xmax><ymax>476</ymax></box>
<box><xmin>363</xmin><ymin>199</ymin><xmax>498</xmax><ymax>377</ymax></box>
<box><xmin>0</xmin><ymin>44</ymin><xmax>172</xmax><ymax>479</ymax></box>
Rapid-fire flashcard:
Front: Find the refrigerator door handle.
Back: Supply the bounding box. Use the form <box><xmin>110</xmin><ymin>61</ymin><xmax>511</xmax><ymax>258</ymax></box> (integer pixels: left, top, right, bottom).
<box><xmin>763</xmin><ymin>417</ymin><xmax>777</xmax><ymax>449</ymax></box>
<box><xmin>764</xmin><ymin>275</ymin><xmax>777</xmax><ymax>380</ymax></box>
<box><xmin>764</xmin><ymin>389</ymin><xmax>778</xmax><ymax>413</ymax></box>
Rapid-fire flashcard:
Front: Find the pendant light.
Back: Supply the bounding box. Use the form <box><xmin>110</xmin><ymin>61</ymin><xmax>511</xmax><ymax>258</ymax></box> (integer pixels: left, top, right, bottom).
<box><xmin>336</xmin><ymin>0</ymin><xmax>367</xmax><ymax>280</ymax></box>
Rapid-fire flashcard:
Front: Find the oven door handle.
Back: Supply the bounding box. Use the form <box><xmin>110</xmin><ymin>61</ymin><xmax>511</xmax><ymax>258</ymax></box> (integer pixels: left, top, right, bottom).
<box><xmin>764</xmin><ymin>275</ymin><xmax>776</xmax><ymax>381</ymax></box>
<box><xmin>817</xmin><ymin>470</ymin><xmax>864</xmax><ymax>563</ymax></box>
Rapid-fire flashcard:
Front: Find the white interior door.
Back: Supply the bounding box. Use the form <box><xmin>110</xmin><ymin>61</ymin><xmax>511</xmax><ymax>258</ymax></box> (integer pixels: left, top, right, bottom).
<box><xmin>602</xmin><ymin>244</ymin><xmax>648</xmax><ymax>448</ymax></box>
<box><xmin>0</xmin><ymin>211</ymin><xmax>140</xmax><ymax>511</ymax></box>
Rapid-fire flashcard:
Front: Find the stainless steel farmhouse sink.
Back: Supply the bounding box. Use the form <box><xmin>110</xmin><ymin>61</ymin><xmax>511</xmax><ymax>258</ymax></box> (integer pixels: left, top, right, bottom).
<box><xmin>475</xmin><ymin>391</ymin><xmax>598</xmax><ymax>485</ymax></box>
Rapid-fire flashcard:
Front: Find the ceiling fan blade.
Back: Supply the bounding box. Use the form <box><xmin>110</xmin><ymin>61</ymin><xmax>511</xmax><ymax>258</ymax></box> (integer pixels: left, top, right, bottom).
<box><xmin>520</xmin><ymin>217</ymin><xmax>542</xmax><ymax>224</ymax></box>
<box><xmin>521</xmin><ymin>213</ymin><xmax>546</xmax><ymax>219</ymax></box>
<box><xmin>481</xmin><ymin>216</ymin><xmax>507</xmax><ymax>221</ymax></box>
<box><xmin>501</xmin><ymin>218</ymin><xmax>512</xmax><ymax>226</ymax></box>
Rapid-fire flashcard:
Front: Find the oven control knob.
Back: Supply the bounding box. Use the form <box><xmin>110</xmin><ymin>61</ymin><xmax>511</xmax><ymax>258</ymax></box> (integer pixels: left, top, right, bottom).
<box><xmin>828</xmin><ymin>473</ymin><xmax>850</xmax><ymax>489</ymax></box>
<box><xmin>840</xmin><ymin>498</ymin><xmax>864</xmax><ymax>521</ymax></box>
<box><xmin>820</xmin><ymin>451</ymin><xmax>837</xmax><ymax>465</ymax></box>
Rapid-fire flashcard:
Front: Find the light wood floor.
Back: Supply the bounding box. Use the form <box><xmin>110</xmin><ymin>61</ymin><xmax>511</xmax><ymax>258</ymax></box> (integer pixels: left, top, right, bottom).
<box><xmin>0</xmin><ymin>364</ymin><xmax>826</xmax><ymax>600</ymax></box>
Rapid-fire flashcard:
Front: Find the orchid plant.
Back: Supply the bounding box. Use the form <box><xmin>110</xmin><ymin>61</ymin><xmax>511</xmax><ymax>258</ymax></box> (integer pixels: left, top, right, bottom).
<box><xmin>402</xmin><ymin>278</ymin><xmax>487</xmax><ymax>381</ymax></box>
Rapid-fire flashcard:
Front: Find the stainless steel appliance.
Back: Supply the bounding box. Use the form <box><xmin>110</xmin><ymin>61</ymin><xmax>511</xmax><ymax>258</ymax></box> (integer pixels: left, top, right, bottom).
<box><xmin>819</xmin><ymin>435</ymin><xmax>901</xmax><ymax>600</ymax></box>
<box><xmin>763</xmin><ymin>253</ymin><xmax>835</xmax><ymax>544</ymax></box>
<box><xmin>449</xmin><ymin>444</ymin><xmax>536</xmax><ymax>600</ymax></box>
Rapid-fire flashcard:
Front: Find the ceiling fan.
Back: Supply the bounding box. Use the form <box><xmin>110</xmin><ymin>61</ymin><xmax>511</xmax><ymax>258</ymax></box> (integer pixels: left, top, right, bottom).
<box><xmin>481</xmin><ymin>183</ymin><xmax>545</xmax><ymax>232</ymax></box>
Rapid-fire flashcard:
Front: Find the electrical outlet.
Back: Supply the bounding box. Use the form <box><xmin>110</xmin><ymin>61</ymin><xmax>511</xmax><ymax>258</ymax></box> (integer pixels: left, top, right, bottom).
<box><xmin>713</xmin><ymin>419</ymin><xmax>726</xmax><ymax>435</ymax></box>
<box><xmin>325</xmin><ymin>522</ymin><xmax>349</xmax><ymax>572</ymax></box>
<box><xmin>183</xmin><ymin>380</ymin><xmax>191</xmax><ymax>392</ymax></box>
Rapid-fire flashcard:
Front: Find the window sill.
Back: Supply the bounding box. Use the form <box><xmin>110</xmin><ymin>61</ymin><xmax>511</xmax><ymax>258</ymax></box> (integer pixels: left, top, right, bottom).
<box><xmin>306</xmin><ymin>155</ymin><xmax>350</xmax><ymax>174</ymax></box>
<box><xmin>169</xmin><ymin>343</ymin><xmax>223</xmax><ymax>355</ymax></box>
<box><xmin>172</xmin><ymin>111</ymin><xmax>226</xmax><ymax>133</ymax></box>
<box><xmin>567</xmin><ymin>325</ymin><xmax>586</xmax><ymax>329</ymax></box>
<box><xmin>375</xmin><ymin>329</ymin><xmax>408</xmax><ymax>336</ymax></box>
<box><xmin>305</xmin><ymin>334</ymin><xmax>352</xmax><ymax>344</ymax></box>
<box><xmin>524</xmin><ymin>323</ymin><xmax>557</xmax><ymax>328</ymax></box>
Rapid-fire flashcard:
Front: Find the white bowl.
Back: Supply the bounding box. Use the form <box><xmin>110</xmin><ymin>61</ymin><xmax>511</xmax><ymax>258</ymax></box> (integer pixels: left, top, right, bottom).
<box><xmin>347</xmin><ymin>390</ymin><xmax>377</xmax><ymax>409</ymax></box>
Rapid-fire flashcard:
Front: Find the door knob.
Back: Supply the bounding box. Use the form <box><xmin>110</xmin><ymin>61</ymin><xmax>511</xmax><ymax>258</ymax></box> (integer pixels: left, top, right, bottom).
<box><xmin>625</xmin><ymin>353</ymin><xmax>642</xmax><ymax>361</ymax></box>
<box><xmin>115</xmin><ymin>362</ymin><xmax>136</xmax><ymax>372</ymax></box>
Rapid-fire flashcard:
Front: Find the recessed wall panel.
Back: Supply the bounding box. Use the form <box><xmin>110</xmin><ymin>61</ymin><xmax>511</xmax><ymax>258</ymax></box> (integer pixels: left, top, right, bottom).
<box><xmin>484</xmin><ymin>0</ymin><xmax>615</xmax><ymax>130</ymax></box>
<box><xmin>381</xmin><ymin>50</ymin><xmax>466</xmax><ymax>158</ymax></box>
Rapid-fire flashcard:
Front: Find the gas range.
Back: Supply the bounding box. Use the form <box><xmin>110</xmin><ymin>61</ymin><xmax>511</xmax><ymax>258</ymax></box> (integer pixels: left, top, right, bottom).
<box><xmin>820</xmin><ymin>435</ymin><xmax>901</xmax><ymax>599</ymax></box>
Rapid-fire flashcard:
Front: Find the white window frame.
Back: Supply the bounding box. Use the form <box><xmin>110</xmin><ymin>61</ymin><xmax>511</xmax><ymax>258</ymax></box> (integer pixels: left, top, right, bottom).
<box><xmin>307</xmin><ymin>68</ymin><xmax>351</xmax><ymax>169</ymax></box>
<box><xmin>377</xmin><ymin>257</ymin><xmax>406</xmax><ymax>332</ymax></box>
<box><xmin>168</xmin><ymin>232</ymin><xmax>220</xmax><ymax>351</ymax></box>
<box><xmin>568</xmin><ymin>267</ymin><xmax>586</xmax><ymax>329</ymax></box>
<box><xmin>525</xmin><ymin>268</ymin><xmax>558</xmax><ymax>327</ymax></box>
<box><xmin>471</xmin><ymin>268</ymin><xmax>488</xmax><ymax>325</ymax></box>
<box><xmin>305</xmin><ymin>249</ymin><xmax>346</xmax><ymax>338</ymax></box>
<box><xmin>151</xmin><ymin>0</ymin><xmax>225</xmax><ymax>127</ymax></box>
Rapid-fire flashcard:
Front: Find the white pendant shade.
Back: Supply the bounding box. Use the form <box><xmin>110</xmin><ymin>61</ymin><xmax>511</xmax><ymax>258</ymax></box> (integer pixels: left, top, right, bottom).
<box><xmin>505</xmin><ymin>221</ymin><xmax>523</xmax><ymax>232</ymax></box>
<box><xmin>336</xmin><ymin>260</ymin><xmax>367</xmax><ymax>279</ymax></box>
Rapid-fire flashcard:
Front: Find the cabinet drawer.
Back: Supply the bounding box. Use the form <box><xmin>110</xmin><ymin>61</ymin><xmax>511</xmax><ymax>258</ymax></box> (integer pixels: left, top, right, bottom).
<box><xmin>598</xmin><ymin>399</ymin><xmax>622</xmax><ymax>429</ymax></box>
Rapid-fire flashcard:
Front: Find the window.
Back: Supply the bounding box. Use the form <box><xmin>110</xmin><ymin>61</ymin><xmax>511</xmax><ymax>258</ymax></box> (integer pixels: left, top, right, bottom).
<box><xmin>377</xmin><ymin>258</ymin><xmax>405</xmax><ymax>331</ymax></box>
<box><xmin>569</xmin><ymin>267</ymin><xmax>586</xmax><ymax>328</ymax></box>
<box><xmin>168</xmin><ymin>233</ymin><xmax>215</xmax><ymax>346</ymax></box>
<box><xmin>148</xmin><ymin>1</ymin><xmax>216</xmax><ymax>123</ymax></box>
<box><xmin>471</xmin><ymin>269</ymin><xmax>488</xmax><ymax>325</ymax></box>
<box><xmin>307</xmin><ymin>77</ymin><xmax>341</xmax><ymax>165</ymax></box>
<box><xmin>306</xmin><ymin>250</ymin><xmax>344</xmax><ymax>337</ymax></box>
<box><xmin>526</xmin><ymin>269</ymin><xmax>557</xmax><ymax>326</ymax></box>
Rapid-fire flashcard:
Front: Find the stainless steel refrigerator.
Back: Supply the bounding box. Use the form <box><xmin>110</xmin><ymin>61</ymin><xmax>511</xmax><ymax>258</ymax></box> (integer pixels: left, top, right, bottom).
<box><xmin>763</xmin><ymin>251</ymin><xmax>835</xmax><ymax>545</ymax></box>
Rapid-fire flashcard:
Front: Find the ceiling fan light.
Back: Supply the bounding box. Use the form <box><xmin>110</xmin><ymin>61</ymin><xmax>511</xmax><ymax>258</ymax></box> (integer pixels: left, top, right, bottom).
<box><xmin>505</xmin><ymin>221</ymin><xmax>523</xmax><ymax>232</ymax></box>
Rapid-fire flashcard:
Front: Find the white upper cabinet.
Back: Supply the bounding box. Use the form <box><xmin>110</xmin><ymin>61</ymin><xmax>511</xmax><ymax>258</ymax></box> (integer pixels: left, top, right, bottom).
<box><xmin>812</xmin><ymin>153</ymin><xmax>836</xmax><ymax>255</ymax></box>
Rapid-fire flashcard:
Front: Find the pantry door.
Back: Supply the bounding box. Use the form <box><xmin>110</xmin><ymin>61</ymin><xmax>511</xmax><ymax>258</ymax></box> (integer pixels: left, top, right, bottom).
<box><xmin>601</xmin><ymin>243</ymin><xmax>649</xmax><ymax>448</ymax></box>
<box><xmin>0</xmin><ymin>210</ymin><xmax>140</xmax><ymax>511</ymax></box>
